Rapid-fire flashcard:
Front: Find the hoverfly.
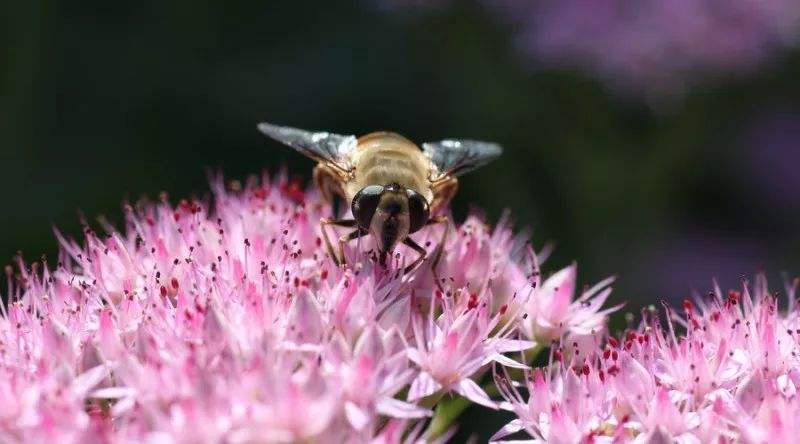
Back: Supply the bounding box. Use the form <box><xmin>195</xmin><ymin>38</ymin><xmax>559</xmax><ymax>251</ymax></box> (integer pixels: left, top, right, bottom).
<box><xmin>258</xmin><ymin>122</ymin><xmax>502</xmax><ymax>275</ymax></box>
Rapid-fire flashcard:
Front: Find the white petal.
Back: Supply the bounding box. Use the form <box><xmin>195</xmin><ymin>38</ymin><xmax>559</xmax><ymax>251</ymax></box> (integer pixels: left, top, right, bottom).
<box><xmin>497</xmin><ymin>401</ymin><xmax>515</xmax><ymax>411</ymax></box>
<box><xmin>406</xmin><ymin>348</ymin><xmax>424</xmax><ymax>366</ymax></box>
<box><xmin>408</xmin><ymin>372</ymin><xmax>441</xmax><ymax>402</ymax></box>
<box><xmin>91</xmin><ymin>386</ymin><xmax>136</xmax><ymax>399</ymax></box>
<box><xmin>491</xmin><ymin>353</ymin><xmax>529</xmax><ymax>369</ymax></box>
<box><xmin>111</xmin><ymin>396</ymin><xmax>136</xmax><ymax>416</ymax></box>
<box><xmin>778</xmin><ymin>373</ymin><xmax>797</xmax><ymax>398</ymax></box>
<box><xmin>376</xmin><ymin>397</ymin><xmax>432</xmax><ymax>419</ymax></box>
<box><xmin>490</xmin><ymin>419</ymin><xmax>524</xmax><ymax>441</ymax></box>
<box><xmin>71</xmin><ymin>364</ymin><xmax>109</xmax><ymax>396</ymax></box>
<box><xmin>455</xmin><ymin>378</ymin><xmax>497</xmax><ymax>409</ymax></box>
<box><xmin>494</xmin><ymin>339</ymin><xmax>538</xmax><ymax>353</ymax></box>
<box><xmin>489</xmin><ymin>441</ymin><xmax>537</xmax><ymax>444</ymax></box>
<box><xmin>345</xmin><ymin>402</ymin><xmax>370</xmax><ymax>430</ymax></box>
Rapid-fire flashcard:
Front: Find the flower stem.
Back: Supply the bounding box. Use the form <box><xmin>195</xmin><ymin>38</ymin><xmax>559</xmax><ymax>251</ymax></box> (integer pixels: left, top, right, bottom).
<box><xmin>426</xmin><ymin>395</ymin><xmax>470</xmax><ymax>440</ymax></box>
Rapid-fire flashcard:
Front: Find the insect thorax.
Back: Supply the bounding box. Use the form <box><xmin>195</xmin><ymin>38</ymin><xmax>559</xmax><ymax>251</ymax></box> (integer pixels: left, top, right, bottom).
<box><xmin>348</xmin><ymin>134</ymin><xmax>432</xmax><ymax>201</ymax></box>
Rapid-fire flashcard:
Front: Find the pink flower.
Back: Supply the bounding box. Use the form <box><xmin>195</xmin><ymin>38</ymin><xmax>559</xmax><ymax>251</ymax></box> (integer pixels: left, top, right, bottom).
<box><xmin>0</xmin><ymin>172</ymin><xmax>560</xmax><ymax>441</ymax></box>
<box><xmin>495</xmin><ymin>275</ymin><xmax>800</xmax><ymax>443</ymax></box>
<box><xmin>521</xmin><ymin>262</ymin><xmax>620</xmax><ymax>345</ymax></box>
<box><xmin>406</xmin><ymin>289</ymin><xmax>535</xmax><ymax>408</ymax></box>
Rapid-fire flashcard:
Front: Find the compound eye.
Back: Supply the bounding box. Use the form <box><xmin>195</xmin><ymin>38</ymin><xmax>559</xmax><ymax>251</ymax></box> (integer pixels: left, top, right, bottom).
<box><xmin>352</xmin><ymin>185</ymin><xmax>384</xmax><ymax>229</ymax></box>
<box><xmin>407</xmin><ymin>189</ymin><xmax>430</xmax><ymax>233</ymax></box>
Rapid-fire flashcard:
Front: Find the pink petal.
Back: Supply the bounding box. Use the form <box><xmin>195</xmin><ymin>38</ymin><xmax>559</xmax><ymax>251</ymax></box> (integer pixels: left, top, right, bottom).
<box><xmin>456</xmin><ymin>378</ymin><xmax>497</xmax><ymax>409</ymax></box>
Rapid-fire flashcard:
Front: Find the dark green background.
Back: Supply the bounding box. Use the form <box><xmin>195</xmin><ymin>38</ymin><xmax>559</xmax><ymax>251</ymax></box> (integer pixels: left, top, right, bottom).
<box><xmin>3</xmin><ymin>2</ymin><xmax>799</xmax><ymax>440</ymax></box>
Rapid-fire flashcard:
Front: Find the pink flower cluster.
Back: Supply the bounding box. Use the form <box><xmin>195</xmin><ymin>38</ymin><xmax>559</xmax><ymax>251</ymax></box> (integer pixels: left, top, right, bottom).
<box><xmin>495</xmin><ymin>276</ymin><xmax>800</xmax><ymax>443</ymax></box>
<box><xmin>0</xmin><ymin>173</ymin><xmax>613</xmax><ymax>442</ymax></box>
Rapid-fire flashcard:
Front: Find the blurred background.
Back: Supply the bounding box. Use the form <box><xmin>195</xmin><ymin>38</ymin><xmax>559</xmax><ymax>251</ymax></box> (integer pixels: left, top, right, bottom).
<box><xmin>2</xmin><ymin>1</ymin><xmax>800</xmax><ymax>437</ymax></box>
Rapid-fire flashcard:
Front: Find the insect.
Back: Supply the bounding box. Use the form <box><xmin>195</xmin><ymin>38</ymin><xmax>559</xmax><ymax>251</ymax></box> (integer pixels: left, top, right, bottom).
<box><xmin>258</xmin><ymin>122</ymin><xmax>502</xmax><ymax>275</ymax></box>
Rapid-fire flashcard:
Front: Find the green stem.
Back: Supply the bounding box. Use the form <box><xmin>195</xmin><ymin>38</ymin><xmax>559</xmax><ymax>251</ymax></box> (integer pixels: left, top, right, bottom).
<box><xmin>426</xmin><ymin>395</ymin><xmax>470</xmax><ymax>440</ymax></box>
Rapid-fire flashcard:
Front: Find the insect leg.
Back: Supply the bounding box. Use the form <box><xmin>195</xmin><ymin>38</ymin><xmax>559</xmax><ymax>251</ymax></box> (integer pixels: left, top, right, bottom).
<box><xmin>378</xmin><ymin>250</ymin><xmax>388</xmax><ymax>267</ymax></box>
<box><xmin>426</xmin><ymin>215</ymin><xmax>450</xmax><ymax>290</ymax></box>
<box><xmin>320</xmin><ymin>218</ymin><xmax>356</xmax><ymax>266</ymax></box>
<box><xmin>402</xmin><ymin>237</ymin><xmax>427</xmax><ymax>274</ymax></box>
<box><xmin>338</xmin><ymin>229</ymin><xmax>368</xmax><ymax>267</ymax></box>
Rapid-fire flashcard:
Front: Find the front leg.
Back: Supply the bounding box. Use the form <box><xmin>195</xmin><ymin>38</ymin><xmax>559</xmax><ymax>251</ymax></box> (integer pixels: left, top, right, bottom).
<box><xmin>402</xmin><ymin>237</ymin><xmax>427</xmax><ymax>274</ymax></box>
<box><xmin>320</xmin><ymin>218</ymin><xmax>356</xmax><ymax>266</ymax></box>
<box><xmin>338</xmin><ymin>229</ymin><xmax>369</xmax><ymax>267</ymax></box>
<box><xmin>426</xmin><ymin>215</ymin><xmax>450</xmax><ymax>289</ymax></box>
<box><xmin>401</xmin><ymin>216</ymin><xmax>450</xmax><ymax>279</ymax></box>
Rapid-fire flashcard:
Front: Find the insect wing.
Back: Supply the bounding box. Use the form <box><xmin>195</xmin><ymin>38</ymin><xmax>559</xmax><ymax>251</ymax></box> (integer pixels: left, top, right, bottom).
<box><xmin>422</xmin><ymin>139</ymin><xmax>502</xmax><ymax>180</ymax></box>
<box><xmin>258</xmin><ymin>122</ymin><xmax>357</xmax><ymax>172</ymax></box>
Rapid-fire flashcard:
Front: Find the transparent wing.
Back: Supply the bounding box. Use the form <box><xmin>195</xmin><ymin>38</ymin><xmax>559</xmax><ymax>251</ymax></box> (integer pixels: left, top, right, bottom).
<box><xmin>257</xmin><ymin>122</ymin><xmax>357</xmax><ymax>172</ymax></box>
<box><xmin>422</xmin><ymin>139</ymin><xmax>502</xmax><ymax>180</ymax></box>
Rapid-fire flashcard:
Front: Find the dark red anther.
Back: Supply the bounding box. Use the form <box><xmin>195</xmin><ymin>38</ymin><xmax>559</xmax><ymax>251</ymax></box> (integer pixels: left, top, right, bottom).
<box><xmin>603</xmin><ymin>349</ymin><xmax>611</xmax><ymax>360</ymax></box>
<box><xmin>598</xmin><ymin>370</ymin><xmax>605</xmax><ymax>382</ymax></box>
<box><xmin>320</xmin><ymin>269</ymin><xmax>328</xmax><ymax>280</ymax></box>
<box><xmin>171</xmin><ymin>278</ymin><xmax>179</xmax><ymax>289</ymax></box>
<box><xmin>253</xmin><ymin>187</ymin><xmax>268</xmax><ymax>200</ymax></box>
<box><xmin>499</xmin><ymin>304</ymin><xmax>508</xmax><ymax>315</ymax></box>
<box><xmin>608</xmin><ymin>337</ymin><xmax>619</xmax><ymax>348</ymax></box>
<box><xmin>467</xmin><ymin>293</ymin><xmax>479</xmax><ymax>310</ymax></box>
<box><xmin>293</xmin><ymin>277</ymin><xmax>300</xmax><ymax>288</ymax></box>
<box><xmin>582</xmin><ymin>364</ymin><xmax>591</xmax><ymax>376</ymax></box>
<box><xmin>682</xmin><ymin>299</ymin><xmax>694</xmax><ymax>312</ymax></box>
<box><xmin>607</xmin><ymin>365</ymin><xmax>620</xmax><ymax>376</ymax></box>
<box><xmin>280</xmin><ymin>178</ymin><xmax>305</xmax><ymax>204</ymax></box>
<box><xmin>553</xmin><ymin>349</ymin><xmax>563</xmax><ymax>362</ymax></box>
<box><xmin>160</xmin><ymin>286</ymin><xmax>167</xmax><ymax>297</ymax></box>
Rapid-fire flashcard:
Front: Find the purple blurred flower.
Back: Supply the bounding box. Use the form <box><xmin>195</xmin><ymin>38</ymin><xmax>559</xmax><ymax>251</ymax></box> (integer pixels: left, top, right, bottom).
<box><xmin>381</xmin><ymin>0</ymin><xmax>800</xmax><ymax>99</ymax></box>
<box><xmin>0</xmin><ymin>172</ymin><xmax>613</xmax><ymax>441</ymax></box>
<box><xmin>740</xmin><ymin>110</ymin><xmax>800</xmax><ymax>213</ymax></box>
<box><xmin>493</xmin><ymin>0</ymin><xmax>800</xmax><ymax>98</ymax></box>
<box><xmin>494</xmin><ymin>275</ymin><xmax>800</xmax><ymax>442</ymax></box>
